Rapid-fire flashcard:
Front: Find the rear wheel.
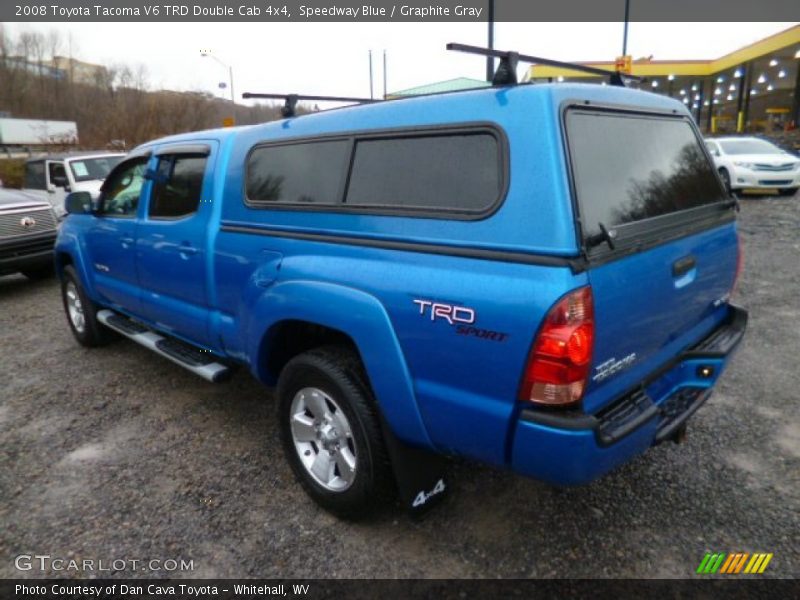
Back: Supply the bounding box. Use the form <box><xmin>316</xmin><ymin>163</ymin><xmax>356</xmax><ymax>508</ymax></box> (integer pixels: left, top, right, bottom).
<box><xmin>61</xmin><ymin>265</ymin><xmax>115</xmax><ymax>347</ymax></box>
<box><xmin>277</xmin><ymin>346</ymin><xmax>395</xmax><ymax>518</ymax></box>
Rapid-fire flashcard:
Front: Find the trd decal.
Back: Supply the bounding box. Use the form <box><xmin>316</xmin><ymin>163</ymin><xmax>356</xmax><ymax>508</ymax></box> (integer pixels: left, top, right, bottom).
<box><xmin>456</xmin><ymin>325</ymin><xmax>509</xmax><ymax>343</ymax></box>
<box><xmin>413</xmin><ymin>299</ymin><xmax>509</xmax><ymax>342</ymax></box>
<box><xmin>413</xmin><ymin>299</ymin><xmax>475</xmax><ymax>325</ymax></box>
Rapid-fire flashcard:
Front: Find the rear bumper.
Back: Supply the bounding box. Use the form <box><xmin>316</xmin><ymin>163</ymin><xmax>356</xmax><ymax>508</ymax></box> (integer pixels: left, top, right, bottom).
<box><xmin>510</xmin><ymin>304</ymin><xmax>747</xmax><ymax>485</ymax></box>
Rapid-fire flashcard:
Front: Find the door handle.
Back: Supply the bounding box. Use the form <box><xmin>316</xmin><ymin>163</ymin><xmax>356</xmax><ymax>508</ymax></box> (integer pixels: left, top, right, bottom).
<box><xmin>672</xmin><ymin>255</ymin><xmax>696</xmax><ymax>278</ymax></box>
<box><xmin>120</xmin><ymin>236</ymin><xmax>134</xmax><ymax>247</ymax></box>
<box><xmin>178</xmin><ymin>244</ymin><xmax>199</xmax><ymax>256</ymax></box>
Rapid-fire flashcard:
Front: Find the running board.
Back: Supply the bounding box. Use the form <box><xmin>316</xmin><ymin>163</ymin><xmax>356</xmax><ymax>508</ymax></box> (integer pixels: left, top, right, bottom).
<box><xmin>96</xmin><ymin>310</ymin><xmax>230</xmax><ymax>383</ymax></box>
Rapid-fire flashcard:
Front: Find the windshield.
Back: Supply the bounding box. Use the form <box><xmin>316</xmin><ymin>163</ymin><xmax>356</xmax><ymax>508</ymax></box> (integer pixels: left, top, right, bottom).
<box><xmin>68</xmin><ymin>156</ymin><xmax>124</xmax><ymax>182</ymax></box>
<box><xmin>718</xmin><ymin>139</ymin><xmax>784</xmax><ymax>155</ymax></box>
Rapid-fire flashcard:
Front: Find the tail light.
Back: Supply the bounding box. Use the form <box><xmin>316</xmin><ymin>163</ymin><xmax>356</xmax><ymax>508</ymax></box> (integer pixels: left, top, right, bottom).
<box><xmin>519</xmin><ymin>286</ymin><xmax>594</xmax><ymax>407</ymax></box>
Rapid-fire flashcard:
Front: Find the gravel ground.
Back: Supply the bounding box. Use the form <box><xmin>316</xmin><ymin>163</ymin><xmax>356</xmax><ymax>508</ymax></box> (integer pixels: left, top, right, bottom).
<box><xmin>1</xmin><ymin>195</ymin><xmax>798</xmax><ymax>580</ymax></box>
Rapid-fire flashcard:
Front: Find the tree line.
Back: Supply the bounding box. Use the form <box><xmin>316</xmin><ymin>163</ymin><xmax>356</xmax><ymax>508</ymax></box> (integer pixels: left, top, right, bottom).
<box><xmin>0</xmin><ymin>25</ymin><xmax>284</xmax><ymax>150</ymax></box>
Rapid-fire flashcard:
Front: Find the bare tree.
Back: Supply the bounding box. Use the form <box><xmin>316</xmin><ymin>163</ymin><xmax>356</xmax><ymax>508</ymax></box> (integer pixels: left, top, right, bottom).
<box><xmin>0</xmin><ymin>26</ymin><xmax>285</xmax><ymax>149</ymax></box>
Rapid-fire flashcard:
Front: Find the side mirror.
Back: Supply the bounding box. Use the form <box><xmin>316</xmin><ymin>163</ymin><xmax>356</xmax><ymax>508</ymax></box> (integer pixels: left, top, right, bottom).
<box><xmin>52</xmin><ymin>175</ymin><xmax>69</xmax><ymax>188</ymax></box>
<box><xmin>47</xmin><ymin>184</ymin><xmax>56</xmax><ymax>194</ymax></box>
<box><xmin>65</xmin><ymin>191</ymin><xmax>93</xmax><ymax>215</ymax></box>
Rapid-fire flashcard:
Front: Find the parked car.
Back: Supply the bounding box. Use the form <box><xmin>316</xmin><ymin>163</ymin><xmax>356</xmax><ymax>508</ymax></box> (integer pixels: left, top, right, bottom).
<box><xmin>705</xmin><ymin>136</ymin><xmax>800</xmax><ymax>195</ymax></box>
<box><xmin>22</xmin><ymin>152</ymin><xmax>124</xmax><ymax>219</ymax></box>
<box><xmin>55</xmin><ymin>81</ymin><xmax>746</xmax><ymax>517</ymax></box>
<box><xmin>0</xmin><ymin>188</ymin><xmax>58</xmax><ymax>279</ymax></box>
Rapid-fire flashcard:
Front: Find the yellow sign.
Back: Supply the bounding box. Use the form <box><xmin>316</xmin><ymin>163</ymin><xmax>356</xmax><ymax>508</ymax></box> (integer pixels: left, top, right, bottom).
<box><xmin>615</xmin><ymin>55</ymin><xmax>632</xmax><ymax>74</ymax></box>
<box><xmin>222</xmin><ymin>117</ymin><xmax>235</xmax><ymax>127</ymax></box>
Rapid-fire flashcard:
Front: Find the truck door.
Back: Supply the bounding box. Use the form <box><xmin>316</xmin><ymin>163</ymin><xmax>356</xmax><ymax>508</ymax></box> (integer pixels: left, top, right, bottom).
<box><xmin>46</xmin><ymin>160</ymin><xmax>69</xmax><ymax>217</ymax></box>
<box><xmin>84</xmin><ymin>155</ymin><xmax>150</xmax><ymax>313</ymax></box>
<box><xmin>136</xmin><ymin>143</ymin><xmax>215</xmax><ymax>347</ymax></box>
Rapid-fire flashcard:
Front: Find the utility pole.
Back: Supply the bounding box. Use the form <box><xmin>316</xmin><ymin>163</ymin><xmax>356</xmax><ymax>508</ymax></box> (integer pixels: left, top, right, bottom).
<box><xmin>622</xmin><ymin>0</ymin><xmax>630</xmax><ymax>56</ymax></box>
<box><xmin>383</xmin><ymin>50</ymin><xmax>387</xmax><ymax>99</ymax></box>
<box><xmin>486</xmin><ymin>0</ymin><xmax>495</xmax><ymax>81</ymax></box>
<box><xmin>368</xmin><ymin>50</ymin><xmax>374</xmax><ymax>100</ymax></box>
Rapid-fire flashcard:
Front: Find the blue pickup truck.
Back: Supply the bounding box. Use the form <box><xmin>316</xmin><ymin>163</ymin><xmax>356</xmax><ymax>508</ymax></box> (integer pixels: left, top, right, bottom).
<box><xmin>55</xmin><ymin>80</ymin><xmax>746</xmax><ymax>517</ymax></box>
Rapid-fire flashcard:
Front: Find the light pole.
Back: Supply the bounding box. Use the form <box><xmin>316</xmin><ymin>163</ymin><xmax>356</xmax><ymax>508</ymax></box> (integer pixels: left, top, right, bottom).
<box><xmin>622</xmin><ymin>0</ymin><xmax>630</xmax><ymax>56</ymax></box>
<box><xmin>368</xmin><ymin>50</ymin><xmax>374</xmax><ymax>100</ymax></box>
<box><xmin>200</xmin><ymin>49</ymin><xmax>235</xmax><ymax>119</ymax></box>
<box><xmin>486</xmin><ymin>0</ymin><xmax>495</xmax><ymax>81</ymax></box>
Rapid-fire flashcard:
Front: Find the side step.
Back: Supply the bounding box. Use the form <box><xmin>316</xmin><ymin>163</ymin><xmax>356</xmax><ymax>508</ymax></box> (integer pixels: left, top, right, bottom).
<box><xmin>96</xmin><ymin>310</ymin><xmax>231</xmax><ymax>383</ymax></box>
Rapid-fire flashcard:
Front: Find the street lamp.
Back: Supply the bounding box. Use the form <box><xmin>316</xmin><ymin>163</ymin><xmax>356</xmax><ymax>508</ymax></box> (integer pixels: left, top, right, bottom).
<box><xmin>486</xmin><ymin>0</ymin><xmax>495</xmax><ymax>81</ymax></box>
<box><xmin>622</xmin><ymin>0</ymin><xmax>630</xmax><ymax>56</ymax></box>
<box><xmin>200</xmin><ymin>49</ymin><xmax>235</xmax><ymax>106</ymax></box>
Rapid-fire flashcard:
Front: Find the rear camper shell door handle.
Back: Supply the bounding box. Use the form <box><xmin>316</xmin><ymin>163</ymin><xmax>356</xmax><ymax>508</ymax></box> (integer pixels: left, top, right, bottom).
<box><xmin>672</xmin><ymin>255</ymin><xmax>696</xmax><ymax>278</ymax></box>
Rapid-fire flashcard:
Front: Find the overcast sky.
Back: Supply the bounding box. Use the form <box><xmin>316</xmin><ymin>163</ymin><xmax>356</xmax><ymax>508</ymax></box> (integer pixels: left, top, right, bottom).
<box><xmin>5</xmin><ymin>22</ymin><xmax>796</xmax><ymax>104</ymax></box>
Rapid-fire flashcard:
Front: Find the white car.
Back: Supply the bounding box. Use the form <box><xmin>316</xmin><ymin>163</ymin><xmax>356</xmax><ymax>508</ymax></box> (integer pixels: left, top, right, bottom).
<box><xmin>705</xmin><ymin>137</ymin><xmax>800</xmax><ymax>195</ymax></box>
<box><xmin>22</xmin><ymin>152</ymin><xmax>125</xmax><ymax>218</ymax></box>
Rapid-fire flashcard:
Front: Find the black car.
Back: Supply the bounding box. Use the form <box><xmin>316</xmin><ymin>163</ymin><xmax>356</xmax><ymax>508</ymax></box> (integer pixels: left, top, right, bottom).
<box><xmin>0</xmin><ymin>188</ymin><xmax>58</xmax><ymax>279</ymax></box>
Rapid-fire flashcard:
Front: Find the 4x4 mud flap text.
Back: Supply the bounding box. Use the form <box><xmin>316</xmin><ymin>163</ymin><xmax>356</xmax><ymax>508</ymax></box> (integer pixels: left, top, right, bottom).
<box><xmin>379</xmin><ymin>414</ymin><xmax>449</xmax><ymax>518</ymax></box>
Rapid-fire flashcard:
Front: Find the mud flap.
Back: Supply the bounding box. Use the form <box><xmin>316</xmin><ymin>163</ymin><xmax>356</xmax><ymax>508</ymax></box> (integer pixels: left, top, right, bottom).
<box><xmin>379</xmin><ymin>414</ymin><xmax>450</xmax><ymax>518</ymax></box>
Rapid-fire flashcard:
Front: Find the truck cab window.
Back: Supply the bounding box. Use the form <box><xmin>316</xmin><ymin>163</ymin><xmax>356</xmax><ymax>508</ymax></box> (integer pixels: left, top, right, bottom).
<box><xmin>48</xmin><ymin>161</ymin><xmax>68</xmax><ymax>187</ymax></box>
<box><xmin>24</xmin><ymin>161</ymin><xmax>46</xmax><ymax>190</ymax></box>
<box><xmin>100</xmin><ymin>158</ymin><xmax>148</xmax><ymax>217</ymax></box>
<box><xmin>149</xmin><ymin>155</ymin><xmax>207</xmax><ymax>218</ymax></box>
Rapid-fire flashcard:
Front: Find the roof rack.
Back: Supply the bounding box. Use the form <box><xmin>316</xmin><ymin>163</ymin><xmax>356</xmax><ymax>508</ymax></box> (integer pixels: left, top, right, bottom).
<box><xmin>446</xmin><ymin>42</ymin><xmax>643</xmax><ymax>87</ymax></box>
<box><xmin>240</xmin><ymin>92</ymin><xmax>379</xmax><ymax>117</ymax></box>
<box><xmin>241</xmin><ymin>44</ymin><xmax>644</xmax><ymax>120</ymax></box>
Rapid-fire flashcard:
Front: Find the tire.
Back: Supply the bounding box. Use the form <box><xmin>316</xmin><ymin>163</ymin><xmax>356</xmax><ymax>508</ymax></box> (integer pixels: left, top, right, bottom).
<box><xmin>277</xmin><ymin>346</ymin><xmax>395</xmax><ymax>518</ymax></box>
<box><xmin>779</xmin><ymin>187</ymin><xmax>798</xmax><ymax>197</ymax></box>
<box><xmin>718</xmin><ymin>168</ymin><xmax>732</xmax><ymax>194</ymax></box>
<box><xmin>61</xmin><ymin>265</ymin><xmax>115</xmax><ymax>347</ymax></box>
<box><xmin>21</xmin><ymin>264</ymin><xmax>55</xmax><ymax>280</ymax></box>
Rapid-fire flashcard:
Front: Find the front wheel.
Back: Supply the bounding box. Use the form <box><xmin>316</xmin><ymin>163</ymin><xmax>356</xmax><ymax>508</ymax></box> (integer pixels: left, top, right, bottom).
<box><xmin>277</xmin><ymin>346</ymin><xmax>395</xmax><ymax>518</ymax></box>
<box><xmin>61</xmin><ymin>265</ymin><xmax>115</xmax><ymax>347</ymax></box>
